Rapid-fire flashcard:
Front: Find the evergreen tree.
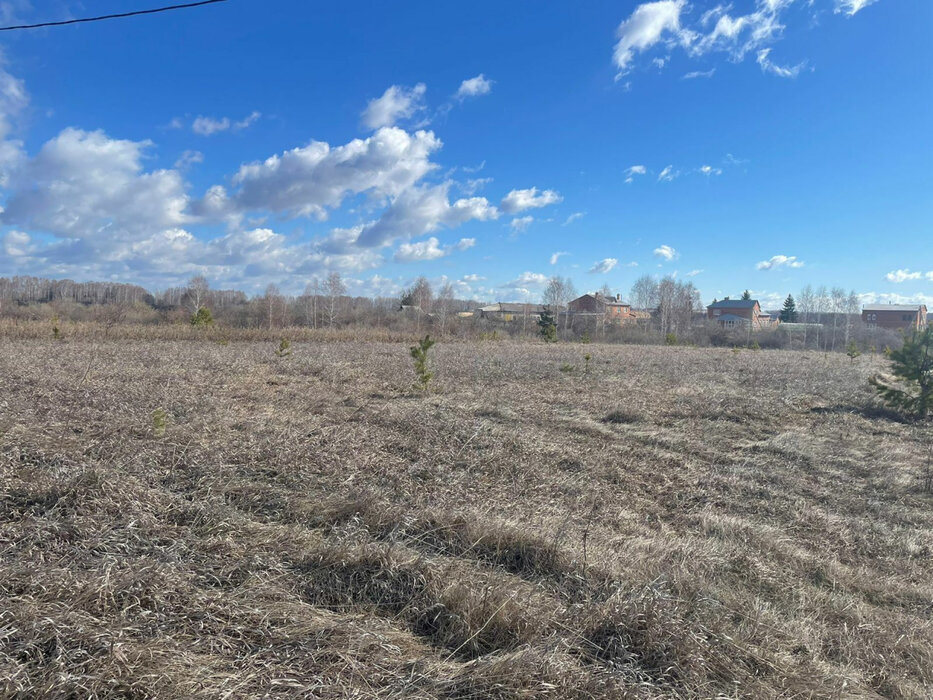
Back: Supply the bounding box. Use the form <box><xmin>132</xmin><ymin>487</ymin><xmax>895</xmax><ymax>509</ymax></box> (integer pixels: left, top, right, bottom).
<box><xmin>870</xmin><ymin>327</ymin><xmax>933</xmax><ymax>419</ymax></box>
<box><xmin>780</xmin><ymin>294</ymin><xmax>798</xmax><ymax>322</ymax></box>
<box><xmin>538</xmin><ymin>309</ymin><xmax>557</xmax><ymax>342</ymax></box>
<box><xmin>741</xmin><ymin>289</ymin><xmax>752</xmax><ymax>301</ymax></box>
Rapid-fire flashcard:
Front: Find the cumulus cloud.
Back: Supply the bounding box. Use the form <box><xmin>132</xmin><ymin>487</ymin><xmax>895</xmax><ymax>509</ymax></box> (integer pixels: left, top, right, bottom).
<box><xmin>653</xmin><ymin>244</ymin><xmax>678</xmax><ymax>261</ymax></box>
<box><xmin>613</xmin><ymin>0</ymin><xmax>691</xmax><ymax>75</ymax></box>
<box><xmin>362</xmin><ymin>84</ymin><xmax>426</xmax><ymax>130</ymax></box>
<box><xmin>884</xmin><ymin>269</ymin><xmax>930</xmax><ymax>283</ymax></box>
<box><xmin>193</xmin><ymin>127</ymin><xmax>441</xmax><ymax>221</ymax></box>
<box><xmin>500</xmin><ymin>187</ymin><xmax>562</xmax><ymax>214</ymax></box>
<box><xmin>456</xmin><ymin>74</ymin><xmax>493</xmax><ymax>99</ymax></box>
<box><xmin>550</xmin><ymin>251</ymin><xmax>569</xmax><ymax>265</ymax></box>
<box><xmin>502</xmin><ymin>271</ymin><xmax>549</xmax><ymax>289</ymax></box>
<box><xmin>394</xmin><ymin>237</ymin><xmax>447</xmax><ymax>262</ymax></box>
<box><xmin>756</xmin><ymin>48</ymin><xmax>805</xmax><ymax>78</ymax></box>
<box><xmin>1</xmin><ymin>128</ymin><xmax>189</xmax><ymax>242</ymax></box>
<box><xmin>756</xmin><ymin>255</ymin><xmax>804</xmax><ymax>270</ymax></box>
<box><xmin>589</xmin><ymin>258</ymin><xmax>618</xmax><ymax>274</ymax></box>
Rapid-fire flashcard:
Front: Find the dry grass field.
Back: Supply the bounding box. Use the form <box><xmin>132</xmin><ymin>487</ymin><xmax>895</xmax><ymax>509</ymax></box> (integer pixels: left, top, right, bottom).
<box><xmin>1</xmin><ymin>338</ymin><xmax>932</xmax><ymax>699</ymax></box>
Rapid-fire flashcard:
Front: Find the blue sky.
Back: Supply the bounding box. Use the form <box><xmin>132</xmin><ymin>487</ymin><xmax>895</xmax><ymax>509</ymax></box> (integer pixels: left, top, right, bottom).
<box><xmin>0</xmin><ymin>0</ymin><xmax>930</xmax><ymax>308</ymax></box>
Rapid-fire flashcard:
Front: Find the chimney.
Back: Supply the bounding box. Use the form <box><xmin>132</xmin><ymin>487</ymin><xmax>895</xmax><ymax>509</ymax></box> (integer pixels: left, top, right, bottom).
<box><xmin>616</xmin><ymin>293</ymin><xmax>621</xmax><ymax>301</ymax></box>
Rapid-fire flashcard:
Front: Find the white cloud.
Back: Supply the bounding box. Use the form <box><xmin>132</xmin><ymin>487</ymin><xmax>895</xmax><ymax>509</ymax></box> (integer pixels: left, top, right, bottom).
<box><xmin>362</xmin><ymin>84</ymin><xmax>426</xmax><ymax>130</ymax></box>
<box><xmin>858</xmin><ymin>291</ymin><xmax>933</xmax><ymax>307</ymax></box>
<box><xmin>756</xmin><ymin>48</ymin><xmax>805</xmax><ymax>78</ymax></box>
<box><xmin>354</xmin><ymin>183</ymin><xmax>498</xmax><ymax>249</ymax></box>
<box><xmin>685</xmin><ymin>269</ymin><xmax>703</xmax><ymax>277</ymax></box>
<box><xmin>502</xmin><ymin>271</ymin><xmax>549</xmax><ymax>289</ymax></box>
<box><xmin>884</xmin><ymin>269</ymin><xmax>926</xmax><ymax>283</ymax></box>
<box><xmin>657</xmin><ymin>165</ymin><xmax>677</xmax><ymax>182</ymax></box>
<box><xmin>461</xmin><ymin>176</ymin><xmax>492</xmax><ymax>195</ymax></box>
<box><xmin>192</xmin><ymin>111</ymin><xmax>261</xmax><ymax>136</ymax></box>
<box><xmin>835</xmin><ymin>0</ymin><xmax>879</xmax><ymax>16</ymax></box>
<box><xmin>510</xmin><ymin>215</ymin><xmax>534</xmax><ymax>233</ymax></box>
<box><xmin>589</xmin><ymin>258</ymin><xmax>618</xmax><ymax>274</ymax></box>
<box><xmin>2</xmin><ymin>229</ymin><xmax>31</xmax><ymax>257</ymax></box>
<box><xmin>653</xmin><ymin>244</ymin><xmax>678</xmax><ymax>261</ymax></box>
<box><xmin>550</xmin><ymin>251</ymin><xmax>569</xmax><ymax>265</ymax></box>
<box><xmin>683</xmin><ymin>68</ymin><xmax>716</xmax><ymax>79</ymax></box>
<box><xmin>394</xmin><ymin>237</ymin><xmax>447</xmax><ymax>262</ymax></box>
<box><xmin>456</xmin><ymin>74</ymin><xmax>493</xmax><ymax>99</ymax></box>
<box><xmin>174</xmin><ymin>149</ymin><xmax>204</xmax><ymax>169</ymax></box>
<box><xmin>624</xmin><ymin>164</ymin><xmax>647</xmax><ymax>184</ymax></box>
<box><xmin>699</xmin><ymin>164</ymin><xmax>722</xmax><ymax>176</ymax></box>
<box><xmin>1</xmin><ymin>128</ymin><xmax>189</xmax><ymax>242</ymax></box>
<box><xmin>563</xmin><ymin>212</ymin><xmax>584</xmax><ymax>225</ymax></box>
<box><xmin>194</xmin><ymin>126</ymin><xmax>441</xmax><ymax>221</ymax></box>
<box><xmin>756</xmin><ymin>254</ymin><xmax>804</xmax><ymax>270</ymax></box>
<box><xmin>613</xmin><ymin>0</ymin><xmax>691</xmax><ymax>75</ymax></box>
<box><xmin>500</xmin><ymin>187</ymin><xmax>562</xmax><ymax>214</ymax></box>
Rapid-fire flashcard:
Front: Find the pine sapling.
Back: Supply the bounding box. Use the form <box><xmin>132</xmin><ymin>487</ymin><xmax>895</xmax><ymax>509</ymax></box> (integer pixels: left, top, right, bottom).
<box><xmin>275</xmin><ymin>338</ymin><xmax>292</xmax><ymax>358</ymax></box>
<box><xmin>410</xmin><ymin>334</ymin><xmax>436</xmax><ymax>392</ymax></box>
<box><xmin>870</xmin><ymin>327</ymin><xmax>933</xmax><ymax>420</ymax></box>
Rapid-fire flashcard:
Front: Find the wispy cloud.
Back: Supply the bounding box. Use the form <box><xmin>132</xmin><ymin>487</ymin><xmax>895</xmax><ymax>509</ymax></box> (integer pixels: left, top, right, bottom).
<box><xmin>589</xmin><ymin>258</ymin><xmax>618</xmax><ymax>274</ymax></box>
<box><xmin>657</xmin><ymin>165</ymin><xmax>678</xmax><ymax>182</ymax></box>
<box><xmin>756</xmin><ymin>255</ymin><xmax>804</xmax><ymax>270</ymax></box>
<box><xmin>685</xmin><ymin>269</ymin><xmax>703</xmax><ymax>277</ymax></box>
<box><xmin>192</xmin><ymin>111</ymin><xmax>261</xmax><ymax>136</ymax></box>
<box><xmin>500</xmin><ymin>187</ymin><xmax>562</xmax><ymax>214</ymax></box>
<box><xmin>885</xmin><ymin>269</ymin><xmax>933</xmax><ymax>283</ymax></box>
<box><xmin>625</xmin><ymin>164</ymin><xmax>647</xmax><ymax>183</ymax></box>
<box><xmin>562</xmin><ymin>212</ymin><xmax>584</xmax><ymax>226</ymax></box>
<box><xmin>550</xmin><ymin>251</ymin><xmax>569</xmax><ymax>265</ymax></box>
<box><xmin>683</xmin><ymin>68</ymin><xmax>715</xmax><ymax>79</ymax></box>
<box><xmin>756</xmin><ymin>49</ymin><xmax>805</xmax><ymax>79</ymax></box>
<box><xmin>510</xmin><ymin>215</ymin><xmax>534</xmax><ymax>233</ymax></box>
<box><xmin>835</xmin><ymin>0</ymin><xmax>880</xmax><ymax>16</ymax></box>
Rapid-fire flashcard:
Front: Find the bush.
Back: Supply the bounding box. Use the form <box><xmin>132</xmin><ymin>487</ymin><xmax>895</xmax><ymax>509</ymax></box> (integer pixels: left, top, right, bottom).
<box><xmin>275</xmin><ymin>338</ymin><xmax>291</xmax><ymax>357</ymax></box>
<box><xmin>870</xmin><ymin>327</ymin><xmax>933</xmax><ymax>419</ymax></box>
<box><xmin>665</xmin><ymin>333</ymin><xmax>677</xmax><ymax>346</ymax></box>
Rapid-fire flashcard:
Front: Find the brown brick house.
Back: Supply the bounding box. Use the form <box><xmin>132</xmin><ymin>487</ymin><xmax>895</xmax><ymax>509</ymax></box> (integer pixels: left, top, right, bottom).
<box><xmin>706</xmin><ymin>298</ymin><xmax>774</xmax><ymax>329</ymax></box>
<box><xmin>862</xmin><ymin>304</ymin><xmax>928</xmax><ymax>331</ymax></box>
<box><xmin>567</xmin><ymin>293</ymin><xmax>634</xmax><ymax>324</ymax></box>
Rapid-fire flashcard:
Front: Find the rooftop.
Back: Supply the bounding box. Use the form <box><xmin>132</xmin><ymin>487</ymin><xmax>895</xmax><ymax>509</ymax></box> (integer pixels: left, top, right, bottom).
<box><xmin>863</xmin><ymin>304</ymin><xmax>927</xmax><ymax>312</ymax></box>
<box><xmin>708</xmin><ymin>299</ymin><xmax>758</xmax><ymax>309</ymax></box>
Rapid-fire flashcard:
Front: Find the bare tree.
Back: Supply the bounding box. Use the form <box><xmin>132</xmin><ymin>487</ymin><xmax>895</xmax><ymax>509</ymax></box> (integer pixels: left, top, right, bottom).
<box><xmin>323</xmin><ymin>272</ymin><xmax>346</xmax><ymax>328</ymax></box>
<box><xmin>830</xmin><ymin>287</ymin><xmax>846</xmax><ymax>351</ymax></box>
<box><xmin>797</xmin><ymin>284</ymin><xmax>814</xmax><ymax>347</ymax></box>
<box><xmin>264</xmin><ymin>284</ymin><xmax>283</xmax><ymax>330</ymax></box>
<box><xmin>435</xmin><ymin>282</ymin><xmax>455</xmax><ymax>334</ymax></box>
<box><xmin>630</xmin><ymin>275</ymin><xmax>659</xmax><ymax>331</ymax></box>
<box><xmin>184</xmin><ymin>275</ymin><xmax>209</xmax><ymax>315</ymax></box>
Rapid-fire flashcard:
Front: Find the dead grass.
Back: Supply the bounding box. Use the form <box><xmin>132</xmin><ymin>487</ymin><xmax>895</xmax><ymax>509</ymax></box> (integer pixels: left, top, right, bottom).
<box><xmin>1</xmin><ymin>338</ymin><xmax>932</xmax><ymax>698</ymax></box>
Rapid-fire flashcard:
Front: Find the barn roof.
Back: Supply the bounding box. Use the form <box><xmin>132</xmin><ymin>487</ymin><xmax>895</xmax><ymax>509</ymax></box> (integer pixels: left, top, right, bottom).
<box><xmin>863</xmin><ymin>304</ymin><xmax>926</xmax><ymax>312</ymax></box>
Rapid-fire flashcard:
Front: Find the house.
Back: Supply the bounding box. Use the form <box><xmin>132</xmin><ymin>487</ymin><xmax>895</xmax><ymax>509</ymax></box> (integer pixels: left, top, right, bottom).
<box><xmin>862</xmin><ymin>304</ymin><xmax>928</xmax><ymax>331</ymax></box>
<box><xmin>567</xmin><ymin>293</ymin><xmax>635</xmax><ymax>324</ymax></box>
<box><xmin>706</xmin><ymin>298</ymin><xmax>776</xmax><ymax>329</ymax></box>
<box><xmin>478</xmin><ymin>302</ymin><xmax>547</xmax><ymax>322</ymax></box>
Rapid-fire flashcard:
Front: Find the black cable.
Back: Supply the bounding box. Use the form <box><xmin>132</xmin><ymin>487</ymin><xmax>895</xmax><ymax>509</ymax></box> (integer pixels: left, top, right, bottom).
<box><xmin>0</xmin><ymin>0</ymin><xmax>230</xmax><ymax>31</ymax></box>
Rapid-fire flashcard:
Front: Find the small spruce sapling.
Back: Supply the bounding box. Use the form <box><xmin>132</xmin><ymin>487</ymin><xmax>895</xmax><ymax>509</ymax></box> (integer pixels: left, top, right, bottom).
<box><xmin>846</xmin><ymin>340</ymin><xmax>861</xmax><ymax>362</ymax></box>
<box><xmin>191</xmin><ymin>306</ymin><xmax>214</xmax><ymax>327</ymax></box>
<box><xmin>583</xmin><ymin>353</ymin><xmax>592</xmax><ymax>376</ymax></box>
<box><xmin>152</xmin><ymin>408</ymin><xmax>168</xmax><ymax>437</ymax></box>
<box><xmin>410</xmin><ymin>335</ymin><xmax>436</xmax><ymax>392</ymax></box>
<box><xmin>538</xmin><ymin>309</ymin><xmax>558</xmax><ymax>343</ymax></box>
<box><xmin>870</xmin><ymin>327</ymin><xmax>933</xmax><ymax>420</ymax></box>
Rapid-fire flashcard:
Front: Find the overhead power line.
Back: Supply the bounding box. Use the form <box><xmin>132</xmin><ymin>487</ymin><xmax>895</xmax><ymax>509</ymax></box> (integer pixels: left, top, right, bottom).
<box><xmin>0</xmin><ymin>0</ymin><xmax>230</xmax><ymax>32</ymax></box>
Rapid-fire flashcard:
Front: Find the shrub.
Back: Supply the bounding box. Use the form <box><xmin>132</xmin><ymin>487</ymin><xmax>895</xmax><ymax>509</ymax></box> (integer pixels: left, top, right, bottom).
<box><xmin>275</xmin><ymin>338</ymin><xmax>292</xmax><ymax>357</ymax></box>
<box><xmin>410</xmin><ymin>335</ymin><xmax>436</xmax><ymax>392</ymax></box>
<box><xmin>190</xmin><ymin>306</ymin><xmax>214</xmax><ymax>327</ymax></box>
<box><xmin>559</xmin><ymin>363</ymin><xmax>575</xmax><ymax>374</ymax></box>
<box><xmin>665</xmin><ymin>333</ymin><xmax>677</xmax><ymax>346</ymax></box>
<box><xmin>580</xmin><ymin>332</ymin><xmax>591</xmax><ymax>344</ymax></box>
<box><xmin>870</xmin><ymin>327</ymin><xmax>933</xmax><ymax>419</ymax></box>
